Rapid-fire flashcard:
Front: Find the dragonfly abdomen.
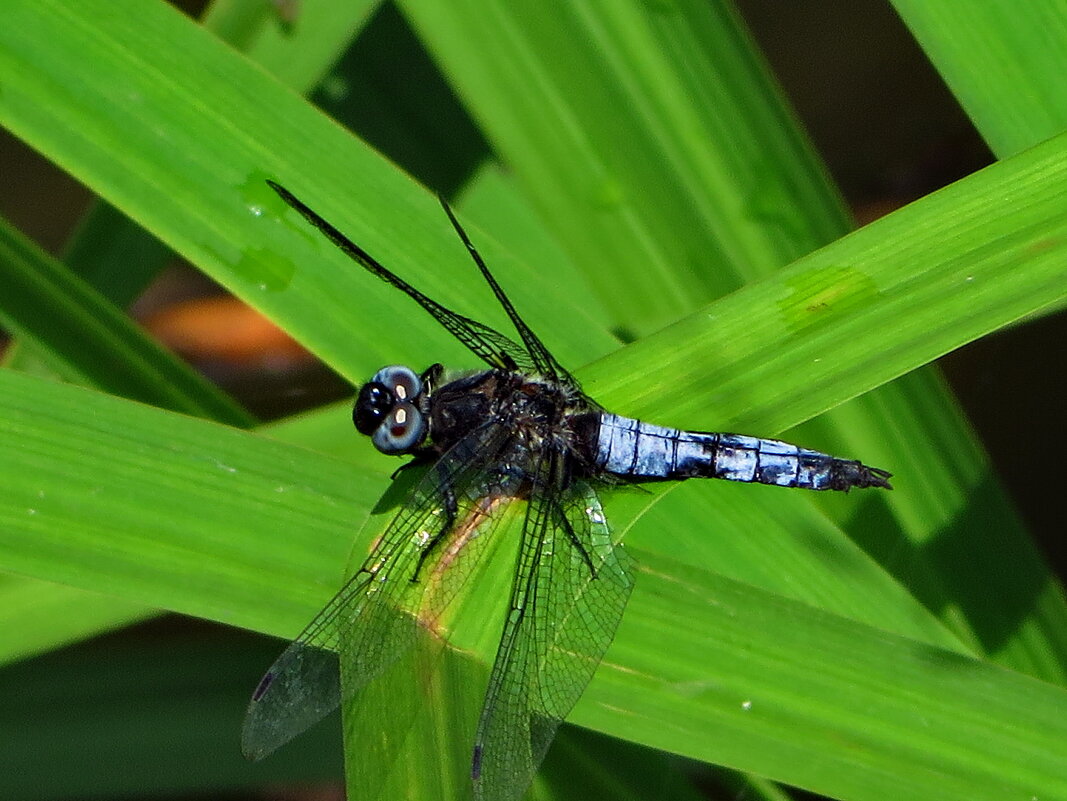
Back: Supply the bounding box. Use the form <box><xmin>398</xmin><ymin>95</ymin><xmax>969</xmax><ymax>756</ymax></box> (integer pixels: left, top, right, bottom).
<box><xmin>594</xmin><ymin>413</ymin><xmax>891</xmax><ymax>491</ymax></box>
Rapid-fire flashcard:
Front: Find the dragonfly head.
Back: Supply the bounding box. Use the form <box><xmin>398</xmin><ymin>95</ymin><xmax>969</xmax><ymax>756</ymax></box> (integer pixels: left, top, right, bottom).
<box><xmin>353</xmin><ymin>365</ymin><xmax>429</xmax><ymax>454</ymax></box>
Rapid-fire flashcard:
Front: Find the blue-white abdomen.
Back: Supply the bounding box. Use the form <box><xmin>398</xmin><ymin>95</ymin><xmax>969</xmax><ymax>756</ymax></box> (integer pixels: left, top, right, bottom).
<box><xmin>593</xmin><ymin>414</ymin><xmax>891</xmax><ymax>492</ymax></box>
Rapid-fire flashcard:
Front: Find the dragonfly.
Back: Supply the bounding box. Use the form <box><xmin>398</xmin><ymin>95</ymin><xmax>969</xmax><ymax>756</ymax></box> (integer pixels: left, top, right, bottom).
<box><xmin>242</xmin><ymin>181</ymin><xmax>893</xmax><ymax>800</ymax></box>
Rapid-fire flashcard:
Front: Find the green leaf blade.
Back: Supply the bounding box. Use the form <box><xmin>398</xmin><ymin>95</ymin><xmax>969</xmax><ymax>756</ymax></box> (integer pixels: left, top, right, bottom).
<box><xmin>892</xmin><ymin>0</ymin><xmax>1067</xmax><ymax>158</ymax></box>
<box><xmin>0</xmin><ymin>216</ymin><xmax>252</xmax><ymax>425</ymax></box>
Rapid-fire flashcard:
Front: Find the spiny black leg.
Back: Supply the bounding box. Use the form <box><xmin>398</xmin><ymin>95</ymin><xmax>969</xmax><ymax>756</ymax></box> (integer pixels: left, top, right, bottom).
<box><xmin>410</xmin><ymin>468</ymin><xmax>458</xmax><ymax>582</ymax></box>
<box><xmin>554</xmin><ymin>502</ymin><xmax>596</xmax><ymax>578</ymax></box>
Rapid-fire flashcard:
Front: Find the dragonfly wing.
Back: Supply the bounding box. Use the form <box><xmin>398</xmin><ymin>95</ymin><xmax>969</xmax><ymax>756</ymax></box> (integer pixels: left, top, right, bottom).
<box><xmin>268</xmin><ymin>181</ymin><xmax>538</xmax><ymax>375</ymax></box>
<box><xmin>471</xmin><ymin>455</ymin><xmax>634</xmax><ymax>801</ymax></box>
<box><xmin>438</xmin><ymin>200</ymin><xmax>581</xmax><ymax>390</ymax></box>
<box><xmin>242</xmin><ymin>420</ymin><xmax>514</xmax><ymax>761</ymax></box>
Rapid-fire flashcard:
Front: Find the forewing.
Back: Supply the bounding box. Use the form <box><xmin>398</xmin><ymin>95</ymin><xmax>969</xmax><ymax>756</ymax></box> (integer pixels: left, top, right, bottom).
<box><xmin>439</xmin><ymin>200</ymin><xmax>581</xmax><ymax>390</ymax></box>
<box><xmin>268</xmin><ymin>181</ymin><xmax>536</xmax><ymax>374</ymax></box>
<box><xmin>471</xmin><ymin>458</ymin><xmax>634</xmax><ymax>801</ymax></box>
<box><xmin>242</xmin><ymin>421</ymin><xmax>514</xmax><ymax>761</ymax></box>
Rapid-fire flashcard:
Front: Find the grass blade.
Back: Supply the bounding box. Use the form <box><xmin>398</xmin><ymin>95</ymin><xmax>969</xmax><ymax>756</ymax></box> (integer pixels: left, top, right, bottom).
<box><xmin>0</xmin><ymin>216</ymin><xmax>252</xmax><ymax>425</ymax></box>
<box><xmin>892</xmin><ymin>0</ymin><xmax>1067</xmax><ymax>157</ymax></box>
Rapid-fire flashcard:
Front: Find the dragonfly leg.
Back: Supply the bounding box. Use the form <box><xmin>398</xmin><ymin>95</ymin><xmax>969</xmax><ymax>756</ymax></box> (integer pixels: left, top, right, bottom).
<box><xmin>409</xmin><ymin>468</ymin><xmax>458</xmax><ymax>583</ymax></box>
<box><xmin>553</xmin><ymin>502</ymin><xmax>596</xmax><ymax>577</ymax></box>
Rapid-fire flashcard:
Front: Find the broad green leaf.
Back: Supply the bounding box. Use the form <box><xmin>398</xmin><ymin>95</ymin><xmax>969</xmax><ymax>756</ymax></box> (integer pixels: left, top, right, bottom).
<box><xmin>0</xmin><ymin>370</ymin><xmax>380</xmax><ymax>638</ymax></box>
<box><xmin>203</xmin><ymin>0</ymin><xmax>380</xmax><ymax>93</ymax></box>
<box><xmin>0</xmin><ymin>575</ymin><xmax>152</xmax><ymax>666</ymax></box>
<box><xmin>58</xmin><ymin>201</ymin><xmax>173</xmax><ymax>308</ymax></box>
<box><xmin>0</xmin><ymin>216</ymin><xmax>252</xmax><ymax>425</ymax></box>
<box><xmin>891</xmin><ymin>0</ymin><xmax>1067</xmax><ymax>158</ymax></box>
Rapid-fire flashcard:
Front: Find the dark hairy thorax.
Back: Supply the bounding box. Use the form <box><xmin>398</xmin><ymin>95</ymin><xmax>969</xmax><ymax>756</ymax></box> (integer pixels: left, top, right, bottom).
<box><xmin>426</xmin><ymin>370</ymin><xmax>601</xmax><ymax>479</ymax></box>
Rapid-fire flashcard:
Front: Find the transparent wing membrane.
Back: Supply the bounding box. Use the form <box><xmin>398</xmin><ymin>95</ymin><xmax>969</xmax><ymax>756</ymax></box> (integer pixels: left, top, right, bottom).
<box><xmin>268</xmin><ymin>181</ymin><xmax>578</xmax><ymax>384</ymax></box>
<box><xmin>472</xmin><ymin>456</ymin><xmax>634</xmax><ymax>801</ymax></box>
<box><xmin>242</xmin><ymin>423</ymin><xmax>514</xmax><ymax>760</ymax></box>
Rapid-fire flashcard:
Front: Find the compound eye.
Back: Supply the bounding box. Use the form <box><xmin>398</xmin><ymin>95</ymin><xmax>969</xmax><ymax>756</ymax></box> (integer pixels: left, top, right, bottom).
<box><xmin>371</xmin><ymin>402</ymin><xmax>427</xmax><ymax>454</ymax></box>
<box><xmin>369</xmin><ymin>365</ymin><xmax>422</xmax><ymax>403</ymax></box>
<box><xmin>353</xmin><ymin>382</ymin><xmax>393</xmax><ymax>435</ymax></box>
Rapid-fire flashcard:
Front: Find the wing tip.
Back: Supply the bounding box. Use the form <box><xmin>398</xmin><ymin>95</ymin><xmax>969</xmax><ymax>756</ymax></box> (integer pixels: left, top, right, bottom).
<box><xmin>471</xmin><ymin>743</ymin><xmax>484</xmax><ymax>780</ymax></box>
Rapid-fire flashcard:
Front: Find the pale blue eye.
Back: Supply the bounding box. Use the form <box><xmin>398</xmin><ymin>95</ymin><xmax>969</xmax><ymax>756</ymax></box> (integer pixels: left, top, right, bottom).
<box><xmin>369</xmin><ymin>365</ymin><xmax>422</xmax><ymax>402</ymax></box>
<box><xmin>371</xmin><ymin>402</ymin><xmax>427</xmax><ymax>454</ymax></box>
